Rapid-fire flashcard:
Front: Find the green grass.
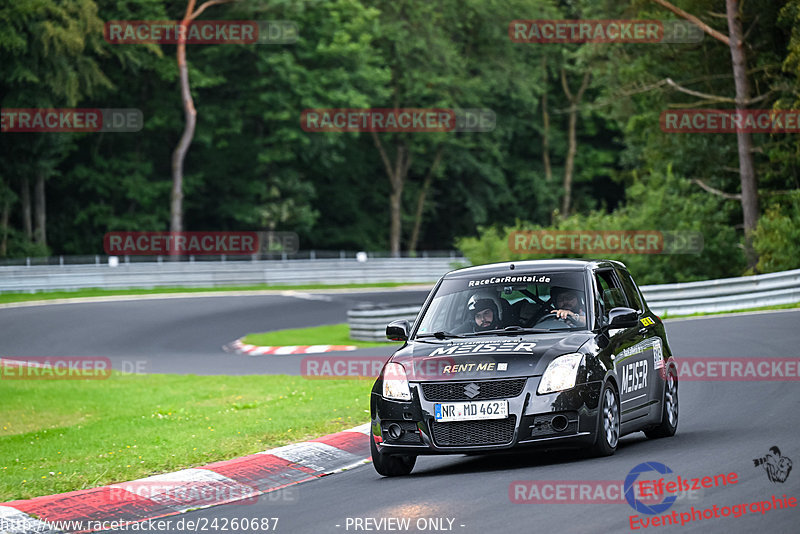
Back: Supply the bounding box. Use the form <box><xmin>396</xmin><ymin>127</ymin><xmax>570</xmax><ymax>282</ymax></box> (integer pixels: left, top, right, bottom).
<box><xmin>0</xmin><ymin>282</ymin><xmax>419</xmax><ymax>305</ymax></box>
<box><xmin>242</xmin><ymin>323</ymin><xmax>395</xmax><ymax>349</ymax></box>
<box><xmin>0</xmin><ymin>370</ymin><xmax>372</xmax><ymax>501</ymax></box>
<box><xmin>662</xmin><ymin>301</ymin><xmax>800</xmax><ymax>319</ymax></box>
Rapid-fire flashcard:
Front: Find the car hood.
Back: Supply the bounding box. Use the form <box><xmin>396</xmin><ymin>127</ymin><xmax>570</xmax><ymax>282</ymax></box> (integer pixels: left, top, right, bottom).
<box><xmin>392</xmin><ymin>333</ymin><xmax>593</xmax><ymax>381</ymax></box>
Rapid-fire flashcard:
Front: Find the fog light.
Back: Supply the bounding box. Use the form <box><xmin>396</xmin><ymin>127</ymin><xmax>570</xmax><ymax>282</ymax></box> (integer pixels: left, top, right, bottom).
<box><xmin>551</xmin><ymin>415</ymin><xmax>568</xmax><ymax>432</ymax></box>
<box><xmin>387</xmin><ymin>423</ymin><xmax>403</xmax><ymax>440</ymax></box>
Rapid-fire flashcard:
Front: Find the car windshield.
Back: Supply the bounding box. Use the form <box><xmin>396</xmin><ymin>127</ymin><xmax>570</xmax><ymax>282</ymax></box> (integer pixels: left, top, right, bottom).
<box><xmin>415</xmin><ymin>271</ymin><xmax>587</xmax><ymax>338</ymax></box>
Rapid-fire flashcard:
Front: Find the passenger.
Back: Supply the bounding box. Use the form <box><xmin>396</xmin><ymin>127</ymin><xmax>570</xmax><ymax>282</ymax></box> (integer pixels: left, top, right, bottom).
<box><xmin>453</xmin><ymin>296</ymin><xmax>501</xmax><ymax>333</ymax></box>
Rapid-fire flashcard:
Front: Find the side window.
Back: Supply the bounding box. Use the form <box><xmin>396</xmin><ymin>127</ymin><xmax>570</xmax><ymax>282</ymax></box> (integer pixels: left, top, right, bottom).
<box><xmin>616</xmin><ymin>268</ymin><xmax>643</xmax><ymax>312</ymax></box>
<box><xmin>594</xmin><ymin>269</ymin><xmax>628</xmax><ymax>319</ymax></box>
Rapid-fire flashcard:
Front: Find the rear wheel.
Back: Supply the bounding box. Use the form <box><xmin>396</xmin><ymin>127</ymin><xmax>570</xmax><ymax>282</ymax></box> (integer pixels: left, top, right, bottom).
<box><xmin>370</xmin><ymin>434</ymin><xmax>416</xmax><ymax>476</ymax></box>
<box><xmin>589</xmin><ymin>382</ymin><xmax>619</xmax><ymax>457</ymax></box>
<box><xmin>645</xmin><ymin>368</ymin><xmax>678</xmax><ymax>439</ymax></box>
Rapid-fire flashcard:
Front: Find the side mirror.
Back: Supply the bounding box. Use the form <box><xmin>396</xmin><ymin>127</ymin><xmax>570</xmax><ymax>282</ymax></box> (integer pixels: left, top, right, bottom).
<box><xmin>386</xmin><ymin>320</ymin><xmax>410</xmax><ymax>341</ymax></box>
<box><xmin>607</xmin><ymin>307</ymin><xmax>639</xmax><ymax>329</ymax></box>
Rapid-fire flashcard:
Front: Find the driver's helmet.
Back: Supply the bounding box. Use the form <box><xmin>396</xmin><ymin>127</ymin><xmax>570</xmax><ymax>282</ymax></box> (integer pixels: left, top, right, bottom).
<box><xmin>467</xmin><ymin>296</ymin><xmax>500</xmax><ymax>331</ymax></box>
<box><xmin>550</xmin><ymin>286</ymin><xmax>584</xmax><ymax>312</ymax></box>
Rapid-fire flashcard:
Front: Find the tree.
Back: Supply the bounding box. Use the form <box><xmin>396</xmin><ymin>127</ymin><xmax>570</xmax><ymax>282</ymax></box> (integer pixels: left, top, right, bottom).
<box><xmin>649</xmin><ymin>0</ymin><xmax>759</xmax><ymax>267</ymax></box>
<box><xmin>171</xmin><ymin>0</ymin><xmax>236</xmax><ymax>235</ymax></box>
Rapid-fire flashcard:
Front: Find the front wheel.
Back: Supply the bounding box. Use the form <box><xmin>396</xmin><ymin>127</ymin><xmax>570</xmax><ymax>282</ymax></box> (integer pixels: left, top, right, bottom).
<box><xmin>589</xmin><ymin>382</ymin><xmax>620</xmax><ymax>457</ymax></box>
<box><xmin>645</xmin><ymin>368</ymin><xmax>678</xmax><ymax>439</ymax></box>
<box><xmin>370</xmin><ymin>434</ymin><xmax>416</xmax><ymax>476</ymax></box>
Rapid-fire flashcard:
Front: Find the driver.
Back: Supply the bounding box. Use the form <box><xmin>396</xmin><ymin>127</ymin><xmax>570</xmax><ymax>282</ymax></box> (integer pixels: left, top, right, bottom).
<box><xmin>551</xmin><ymin>287</ymin><xmax>586</xmax><ymax>327</ymax></box>
<box><xmin>467</xmin><ymin>297</ymin><xmax>500</xmax><ymax>332</ymax></box>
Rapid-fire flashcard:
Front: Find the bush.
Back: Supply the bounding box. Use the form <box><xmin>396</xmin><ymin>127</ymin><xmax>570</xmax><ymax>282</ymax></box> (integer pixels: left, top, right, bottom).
<box><xmin>752</xmin><ymin>195</ymin><xmax>800</xmax><ymax>273</ymax></box>
<box><xmin>455</xmin><ymin>170</ymin><xmax>745</xmax><ymax>285</ymax></box>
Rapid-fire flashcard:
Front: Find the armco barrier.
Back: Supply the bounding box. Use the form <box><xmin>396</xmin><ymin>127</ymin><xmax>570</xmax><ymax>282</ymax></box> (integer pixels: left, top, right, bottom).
<box><xmin>640</xmin><ymin>268</ymin><xmax>800</xmax><ymax>316</ymax></box>
<box><xmin>0</xmin><ymin>257</ymin><xmax>466</xmax><ymax>293</ymax></box>
<box><xmin>347</xmin><ymin>268</ymin><xmax>800</xmax><ymax>341</ymax></box>
<box><xmin>348</xmin><ymin>304</ymin><xmax>422</xmax><ymax>341</ymax></box>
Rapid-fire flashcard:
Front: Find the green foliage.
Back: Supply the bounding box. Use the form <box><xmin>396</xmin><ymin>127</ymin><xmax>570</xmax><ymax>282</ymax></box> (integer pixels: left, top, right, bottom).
<box><xmin>752</xmin><ymin>195</ymin><xmax>800</xmax><ymax>273</ymax></box>
<box><xmin>0</xmin><ymin>0</ymin><xmax>797</xmax><ymax>285</ymax></box>
<box><xmin>457</xmin><ymin>169</ymin><xmax>744</xmax><ymax>285</ymax></box>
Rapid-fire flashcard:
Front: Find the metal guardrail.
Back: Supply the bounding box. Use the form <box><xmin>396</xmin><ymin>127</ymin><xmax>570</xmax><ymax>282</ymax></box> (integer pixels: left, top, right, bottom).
<box><xmin>0</xmin><ymin>256</ymin><xmax>467</xmax><ymax>293</ymax></box>
<box><xmin>347</xmin><ymin>268</ymin><xmax>800</xmax><ymax>341</ymax></box>
<box><xmin>348</xmin><ymin>305</ymin><xmax>423</xmax><ymax>342</ymax></box>
<box><xmin>641</xmin><ymin>268</ymin><xmax>800</xmax><ymax>316</ymax></box>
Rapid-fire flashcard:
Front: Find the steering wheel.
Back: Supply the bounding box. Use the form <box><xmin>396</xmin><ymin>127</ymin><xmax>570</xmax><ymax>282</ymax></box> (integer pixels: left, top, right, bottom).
<box><xmin>537</xmin><ymin>310</ymin><xmax>580</xmax><ymax>327</ymax></box>
<box><xmin>519</xmin><ymin>302</ymin><xmax>556</xmax><ymax>328</ymax></box>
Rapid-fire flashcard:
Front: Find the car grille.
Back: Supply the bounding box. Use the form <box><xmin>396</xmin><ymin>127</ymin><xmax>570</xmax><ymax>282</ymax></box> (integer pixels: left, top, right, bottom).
<box><xmin>420</xmin><ymin>378</ymin><xmax>527</xmax><ymax>402</ymax></box>
<box><xmin>430</xmin><ymin>416</ymin><xmax>517</xmax><ymax>447</ymax></box>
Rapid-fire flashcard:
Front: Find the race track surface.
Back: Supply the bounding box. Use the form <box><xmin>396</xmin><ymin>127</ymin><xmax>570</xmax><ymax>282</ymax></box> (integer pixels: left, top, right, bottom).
<box><xmin>0</xmin><ymin>290</ymin><xmax>428</xmax><ymax>375</ymax></box>
<box><xmin>3</xmin><ymin>294</ymin><xmax>798</xmax><ymax>533</ymax></box>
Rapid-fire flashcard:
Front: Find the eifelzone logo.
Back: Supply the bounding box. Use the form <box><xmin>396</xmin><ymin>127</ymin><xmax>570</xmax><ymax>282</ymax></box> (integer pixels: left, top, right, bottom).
<box><xmin>753</xmin><ymin>446</ymin><xmax>793</xmax><ymax>483</ymax></box>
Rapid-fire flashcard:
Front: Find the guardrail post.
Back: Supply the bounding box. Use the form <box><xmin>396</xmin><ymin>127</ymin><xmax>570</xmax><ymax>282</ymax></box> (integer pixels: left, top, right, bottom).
<box><xmin>310</xmin><ymin>250</ymin><xmax>316</xmax><ymax>260</ymax></box>
<box><xmin>26</xmin><ymin>257</ymin><xmax>30</xmax><ymax>267</ymax></box>
<box><xmin>59</xmin><ymin>255</ymin><xmax>64</xmax><ymax>266</ymax></box>
<box><xmin>95</xmin><ymin>255</ymin><xmax>99</xmax><ymax>265</ymax></box>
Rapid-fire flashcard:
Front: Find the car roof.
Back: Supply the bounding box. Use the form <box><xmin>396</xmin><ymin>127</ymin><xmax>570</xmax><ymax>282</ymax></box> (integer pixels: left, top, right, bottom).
<box><xmin>444</xmin><ymin>259</ymin><xmax>627</xmax><ymax>279</ymax></box>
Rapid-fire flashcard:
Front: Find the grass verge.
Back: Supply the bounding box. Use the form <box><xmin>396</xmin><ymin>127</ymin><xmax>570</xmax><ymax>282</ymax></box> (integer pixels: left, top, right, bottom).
<box><xmin>0</xmin><ymin>282</ymin><xmax>419</xmax><ymax>305</ymax></box>
<box><xmin>663</xmin><ymin>301</ymin><xmax>800</xmax><ymax>319</ymax></box>
<box><xmin>242</xmin><ymin>324</ymin><xmax>395</xmax><ymax>349</ymax></box>
<box><xmin>0</xmin><ymin>370</ymin><xmax>372</xmax><ymax>501</ymax></box>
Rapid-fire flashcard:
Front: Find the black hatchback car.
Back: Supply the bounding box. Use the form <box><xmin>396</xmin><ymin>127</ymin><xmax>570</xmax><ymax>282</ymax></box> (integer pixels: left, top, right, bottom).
<box><xmin>370</xmin><ymin>259</ymin><xmax>678</xmax><ymax>476</ymax></box>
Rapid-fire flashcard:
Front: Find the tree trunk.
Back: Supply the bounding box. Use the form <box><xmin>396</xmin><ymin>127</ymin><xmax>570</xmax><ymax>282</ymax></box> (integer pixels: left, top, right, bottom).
<box><xmin>34</xmin><ymin>171</ymin><xmax>46</xmax><ymax>247</ymax></box>
<box><xmin>542</xmin><ymin>57</ymin><xmax>552</xmax><ymax>183</ymax></box>
<box><xmin>726</xmin><ymin>0</ymin><xmax>759</xmax><ymax>269</ymax></box>
<box><xmin>1</xmin><ymin>198</ymin><xmax>9</xmax><ymax>256</ymax></box>
<box><xmin>373</xmin><ymin>132</ymin><xmax>412</xmax><ymax>257</ymax></box>
<box><xmin>170</xmin><ymin>0</ymin><xmax>235</xmax><ymax>239</ymax></box>
<box><xmin>170</xmin><ymin>19</ymin><xmax>195</xmax><ymax>235</ymax></box>
<box><xmin>408</xmin><ymin>147</ymin><xmax>444</xmax><ymax>254</ymax></box>
<box><xmin>21</xmin><ymin>177</ymin><xmax>32</xmax><ymax>240</ymax></box>
<box><xmin>560</xmin><ymin>70</ymin><xmax>590</xmax><ymax>217</ymax></box>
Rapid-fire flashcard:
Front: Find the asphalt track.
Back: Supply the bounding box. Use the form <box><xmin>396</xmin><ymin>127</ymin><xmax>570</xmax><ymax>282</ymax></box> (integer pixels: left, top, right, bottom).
<box><xmin>0</xmin><ymin>290</ymin><xmax>428</xmax><ymax>375</ymax></box>
<box><xmin>2</xmin><ymin>293</ymin><xmax>799</xmax><ymax>533</ymax></box>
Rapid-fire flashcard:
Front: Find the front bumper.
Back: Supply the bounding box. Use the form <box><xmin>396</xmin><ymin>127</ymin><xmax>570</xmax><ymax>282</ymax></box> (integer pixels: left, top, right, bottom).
<box><xmin>371</xmin><ymin>377</ymin><xmax>604</xmax><ymax>455</ymax></box>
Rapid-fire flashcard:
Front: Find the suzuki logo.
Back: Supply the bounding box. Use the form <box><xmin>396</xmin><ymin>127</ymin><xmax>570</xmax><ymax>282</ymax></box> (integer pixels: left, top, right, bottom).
<box><xmin>464</xmin><ymin>383</ymin><xmax>480</xmax><ymax>399</ymax></box>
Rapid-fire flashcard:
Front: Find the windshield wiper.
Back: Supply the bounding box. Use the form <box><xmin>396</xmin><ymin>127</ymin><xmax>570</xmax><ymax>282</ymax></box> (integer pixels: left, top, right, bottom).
<box><xmin>462</xmin><ymin>326</ymin><xmax>552</xmax><ymax>336</ymax></box>
<box><xmin>417</xmin><ymin>331</ymin><xmax>466</xmax><ymax>339</ymax></box>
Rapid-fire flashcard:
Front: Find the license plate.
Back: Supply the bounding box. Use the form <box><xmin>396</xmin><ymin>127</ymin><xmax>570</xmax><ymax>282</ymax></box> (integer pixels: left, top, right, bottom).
<box><xmin>434</xmin><ymin>400</ymin><xmax>509</xmax><ymax>422</ymax></box>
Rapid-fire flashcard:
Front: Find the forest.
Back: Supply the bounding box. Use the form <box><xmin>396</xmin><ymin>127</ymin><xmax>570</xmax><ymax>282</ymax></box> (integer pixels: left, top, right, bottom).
<box><xmin>1</xmin><ymin>0</ymin><xmax>799</xmax><ymax>284</ymax></box>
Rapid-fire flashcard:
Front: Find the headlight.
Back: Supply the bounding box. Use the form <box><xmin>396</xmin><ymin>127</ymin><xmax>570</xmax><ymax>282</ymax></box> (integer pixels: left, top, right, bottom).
<box><xmin>382</xmin><ymin>362</ymin><xmax>411</xmax><ymax>401</ymax></box>
<box><xmin>537</xmin><ymin>353</ymin><xmax>584</xmax><ymax>394</ymax></box>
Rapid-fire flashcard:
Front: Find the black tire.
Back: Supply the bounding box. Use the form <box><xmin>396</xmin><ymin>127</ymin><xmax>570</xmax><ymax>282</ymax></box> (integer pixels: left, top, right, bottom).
<box><xmin>645</xmin><ymin>367</ymin><xmax>678</xmax><ymax>439</ymax></box>
<box><xmin>589</xmin><ymin>382</ymin><xmax>620</xmax><ymax>457</ymax></box>
<box><xmin>370</xmin><ymin>434</ymin><xmax>416</xmax><ymax>476</ymax></box>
